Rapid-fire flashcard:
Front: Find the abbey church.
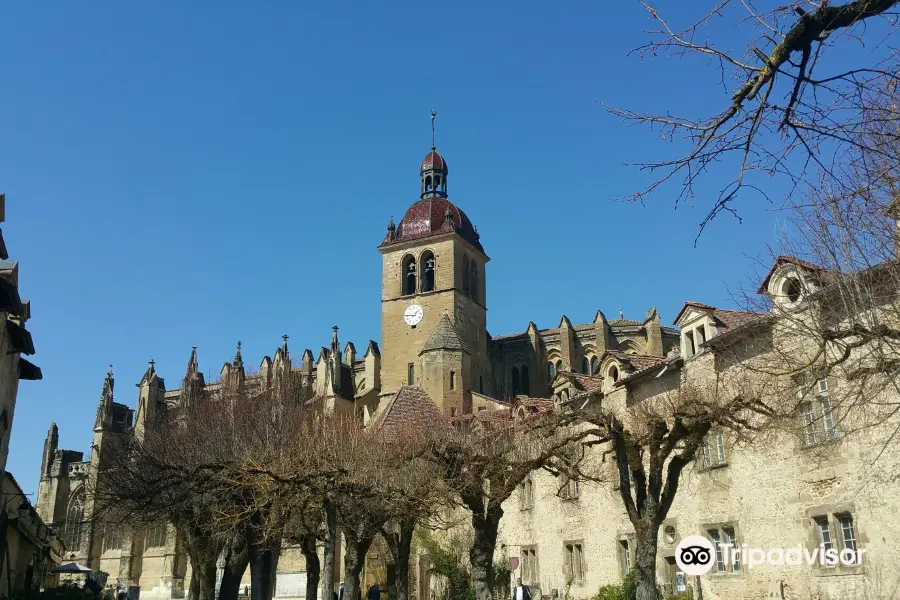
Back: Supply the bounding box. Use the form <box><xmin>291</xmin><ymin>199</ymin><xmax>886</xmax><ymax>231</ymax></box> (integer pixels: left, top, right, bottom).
<box><xmin>34</xmin><ymin>143</ymin><xmax>678</xmax><ymax>597</ymax></box>
<box><xmin>35</xmin><ymin>143</ymin><xmax>900</xmax><ymax>600</ymax></box>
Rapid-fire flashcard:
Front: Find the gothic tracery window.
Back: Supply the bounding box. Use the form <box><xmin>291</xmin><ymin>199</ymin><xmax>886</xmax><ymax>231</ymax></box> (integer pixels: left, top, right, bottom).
<box><xmin>66</xmin><ymin>491</ymin><xmax>85</xmax><ymax>551</ymax></box>
<box><xmin>470</xmin><ymin>264</ymin><xmax>478</xmax><ymax>302</ymax></box>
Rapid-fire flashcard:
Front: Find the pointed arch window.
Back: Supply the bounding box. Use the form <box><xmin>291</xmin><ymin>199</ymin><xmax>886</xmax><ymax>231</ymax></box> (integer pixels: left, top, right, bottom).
<box><xmin>521</xmin><ymin>365</ymin><xmax>530</xmax><ymax>395</ymax></box>
<box><xmin>421</xmin><ymin>251</ymin><xmax>435</xmax><ymax>293</ymax></box>
<box><xmin>402</xmin><ymin>255</ymin><xmax>417</xmax><ymax>296</ymax></box>
<box><xmin>462</xmin><ymin>255</ymin><xmax>471</xmax><ymax>295</ymax></box>
<box><xmin>548</xmin><ymin>362</ymin><xmax>556</xmax><ymax>381</ymax></box>
<box><xmin>581</xmin><ymin>357</ymin><xmax>590</xmax><ymax>375</ymax></box>
<box><xmin>590</xmin><ymin>356</ymin><xmax>600</xmax><ymax>376</ymax></box>
<box><xmin>66</xmin><ymin>491</ymin><xmax>85</xmax><ymax>552</ymax></box>
<box><xmin>555</xmin><ymin>360</ymin><xmax>563</xmax><ymax>373</ymax></box>
<box><xmin>470</xmin><ymin>264</ymin><xmax>478</xmax><ymax>302</ymax></box>
<box><xmin>511</xmin><ymin>366</ymin><xmax>521</xmax><ymax>397</ymax></box>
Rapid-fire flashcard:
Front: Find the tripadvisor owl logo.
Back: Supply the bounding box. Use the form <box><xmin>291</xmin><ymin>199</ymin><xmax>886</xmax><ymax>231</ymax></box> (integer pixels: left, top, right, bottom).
<box><xmin>675</xmin><ymin>535</ymin><xmax>715</xmax><ymax>576</ymax></box>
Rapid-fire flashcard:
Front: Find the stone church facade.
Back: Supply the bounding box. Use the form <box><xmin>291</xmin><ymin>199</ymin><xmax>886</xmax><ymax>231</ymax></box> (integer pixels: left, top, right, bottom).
<box><xmin>34</xmin><ymin>146</ymin><xmax>900</xmax><ymax>600</ymax></box>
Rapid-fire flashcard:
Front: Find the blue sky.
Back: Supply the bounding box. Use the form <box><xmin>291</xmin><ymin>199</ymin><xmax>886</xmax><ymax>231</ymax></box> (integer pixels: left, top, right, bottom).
<box><xmin>3</xmin><ymin>1</ymin><xmax>793</xmax><ymax>495</ymax></box>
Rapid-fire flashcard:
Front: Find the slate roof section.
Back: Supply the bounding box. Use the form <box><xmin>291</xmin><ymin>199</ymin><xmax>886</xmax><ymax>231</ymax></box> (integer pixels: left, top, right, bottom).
<box><xmin>421</xmin><ymin>312</ymin><xmax>468</xmax><ymax>353</ymax></box>
<box><xmin>375</xmin><ymin>385</ymin><xmax>449</xmax><ymax>443</ymax></box>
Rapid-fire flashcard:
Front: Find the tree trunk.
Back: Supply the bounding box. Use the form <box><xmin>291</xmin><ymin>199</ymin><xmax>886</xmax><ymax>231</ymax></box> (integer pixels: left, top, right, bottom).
<box><xmin>323</xmin><ymin>500</ymin><xmax>338</xmax><ymax>600</ymax></box>
<box><xmin>342</xmin><ymin>533</ymin><xmax>375</xmax><ymax>600</ymax></box>
<box><xmin>633</xmin><ymin>521</ymin><xmax>660</xmax><ymax>600</ymax></box>
<box><xmin>381</xmin><ymin>519</ymin><xmax>415</xmax><ymax>600</ymax></box>
<box><xmin>187</xmin><ymin>551</ymin><xmax>219</xmax><ymax>600</ymax></box>
<box><xmin>469</xmin><ymin>504</ymin><xmax>503</xmax><ymax>600</ymax></box>
<box><xmin>247</xmin><ymin>519</ymin><xmax>281</xmax><ymax>600</ymax></box>
<box><xmin>301</xmin><ymin>533</ymin><xmax>321</xmax><ymax>600</ymax></box>
<box><xmin>219</xmin><ymin>532</ymin><xmax>250</xmax><ymax>600</ymax></box>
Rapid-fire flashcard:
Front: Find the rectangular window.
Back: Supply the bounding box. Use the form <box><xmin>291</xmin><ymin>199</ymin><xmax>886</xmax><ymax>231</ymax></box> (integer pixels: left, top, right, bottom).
<box><xmin>520</xmin><ymin>547</ymin><xmax>538</xmax><ymax>584</ymax></box>
<box><xmin>822</xmin><ymin>398</ymin><xmax>837</xmax><ymax>441</ymax></box>
<box><xmin>702</xmin><ymin>429</ymin><xmax>726</xmax><ymax>468</ymax></box>
<box><xmin>815</xmin><ymin>516</ymin><xmax>834</xmax><ymax>553</ymax></box>
<box><xmin>564</xmin><ymin>543</ymin><xmax>584</xmax><ymax>582</ymax></box>
<box><xmin>818</xmin><ymin>378</ymin><xmax>829</xmax><ymax>394</ymax></box>
<box><xmin>722</xmin><ymin>526</ymin><xmax>740</xmax><ymax>572</ymax></box>
<box><xmin>838</xmin><ymin>515</ymin><xmax>858</xmax><ymax>563</ymax></box>
<box><xmin>684</xmin><ymin>331</ymin><xmax>695</xmax><ymax>358</ymax></box>
<box><xmin>408</xmin><ymin>363</ymin><xmax>415</xmax><ymax>385</ymax></box>
<box><xmin>521</xmin><ymin>477</ymin><xmax>534</xmax><ymax>509</ymax></box>
<box><xmin>696</xmin><ymin>326</ymin><xmax>706</xmax><ymax>345</ymax></box>
<box><xmin>706</xmin><ymin>526</ymin><xmax>739</xmax><ymax>573</ymax></box>
<box><xmin>619</xmin><ymin>540</ymin><xmax>632</xmax><ymax>574</ymax></box>
<box><xmin>449</xmin><ymin>371</ymin><xmax>456</xmax><ymax>390</ymax></box>
<box><xmin>803</xmin><ymin>402</ymin><xmax>819</xmax><ymax>445</ymax></box>
<box><xmin>708</xmin><ymin>529</ymin><xmax>726</xmax><ymax>572</ymax></box>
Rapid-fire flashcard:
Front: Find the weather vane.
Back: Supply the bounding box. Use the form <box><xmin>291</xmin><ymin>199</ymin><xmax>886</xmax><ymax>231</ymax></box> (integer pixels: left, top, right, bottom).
<box><xmin>431</xmin><ymin>108</ymin><xmax>437</xmax><ymax>150</ymax></box>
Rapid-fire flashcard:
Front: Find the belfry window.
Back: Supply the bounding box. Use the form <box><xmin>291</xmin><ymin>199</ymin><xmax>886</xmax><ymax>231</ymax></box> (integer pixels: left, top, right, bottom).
<box><xmin>462</xmin><ymin>256</ymin><xmax>470</xmax><ymax>295</ymax></box>
<box><xmin>421</xmin><ymin>251</ymin><xmax>435</xmax><ymax>293</ymax></box>
<box><xmin>402</xmin><ymin>255</ymin><xmax>417</xmax><ymax>296</ymax></box>
<box><xmin>470</xmin><ymin>264</ymin><xmax>478</xmax><ymax>302</ymax></box>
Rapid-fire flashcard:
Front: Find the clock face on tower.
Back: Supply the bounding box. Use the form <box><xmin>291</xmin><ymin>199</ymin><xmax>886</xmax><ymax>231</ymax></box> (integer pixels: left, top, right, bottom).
<box><xmin>404</xmin><ymin>304</ymin><xmax>424</xmax><ymax>326</ymax></box>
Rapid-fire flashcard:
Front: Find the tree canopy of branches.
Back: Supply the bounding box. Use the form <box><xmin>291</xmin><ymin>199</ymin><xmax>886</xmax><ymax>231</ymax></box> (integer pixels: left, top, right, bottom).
<box><xmin>566</xmin><ymin>358</ymin><xmax>779</xmax><ymax>600</ymax></box>
<box><xmin>425</xmin><ymin>409</ymin><xmax>592</xmax><ymax>600</ymax></box>
<box><xmin>612</xmin><ymin>0</ymin><xmax>899</xmax><ymax>237</ymax></box>
<box><xmin>92</xmin><ymin>371</ymin><xmax>321</xmax><ymax>600</ymax></box>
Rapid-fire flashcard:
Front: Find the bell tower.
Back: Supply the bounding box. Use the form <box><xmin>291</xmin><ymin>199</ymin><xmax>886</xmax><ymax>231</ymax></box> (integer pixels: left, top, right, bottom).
<box><xmin>378</xmin><ymin>116</ymin><xmax>490</xmax><ymax>404</ymax></box>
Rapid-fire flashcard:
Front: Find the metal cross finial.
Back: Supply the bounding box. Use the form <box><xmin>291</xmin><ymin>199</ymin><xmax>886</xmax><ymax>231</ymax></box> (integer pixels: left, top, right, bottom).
<box><xmin>431</xmin><ymin>108</ymin><xmax>437</xmax><ymax>150</ymax></box>
<box><xmin>283</xmin><ymin>334</ymin><xmax>289</xmax><ymax>343</ymax></box>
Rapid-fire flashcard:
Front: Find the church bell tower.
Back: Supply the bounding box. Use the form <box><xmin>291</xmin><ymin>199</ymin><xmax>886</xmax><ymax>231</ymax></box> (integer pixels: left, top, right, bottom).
<box><xmin>378</xmin><ymin>114</ymin><xmax>490</xmax><ymax>412</ymax></box>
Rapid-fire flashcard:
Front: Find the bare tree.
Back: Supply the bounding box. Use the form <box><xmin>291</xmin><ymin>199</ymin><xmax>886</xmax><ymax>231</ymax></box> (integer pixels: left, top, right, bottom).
<box><xmin>93</xmin><ymin>370</ymin><xmax>318</xmax><ymax>600</ymax></box>
<box><xmin>426</xmin><ymin>407</ymin><xmax>591</xmax><ymax>600</ymax></box>
<box><xmin>611</xmin><ymin>0</ymin><xmax>899</xmax><ymax>237</ymax></box>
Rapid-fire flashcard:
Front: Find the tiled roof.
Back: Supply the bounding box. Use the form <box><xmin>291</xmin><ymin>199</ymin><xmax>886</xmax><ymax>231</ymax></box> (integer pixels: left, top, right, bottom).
<box><xmin>616</xmin><ymin>355</ymin><xmax>668</xmax><ymax>384</ymax></box>
<box><xmin>380</xmin><ymin>197</ymin><xmax>483</xmax><ymax>253</ymax></box>
<box><xmin>608</xmin><ymin>318</ymin><xmax>641</xmax><ymax>327</ymax></box>
<box><xmin>757</xmin><ymin>255</ymin><xmax>829</xmax><ymax>294</ymax></box>
<box><xmin>513</xmin><ymin>396</ymin><xmax>555</xmax><ymax>413</ymax></box>
<box><xmin>422</xmin><ymin>313</ymin><xmax>467</xmax><ymax>353</ymax></box>
<box><xmin>376</xmin><ymin>386</ymin><xmax>449</xmax><ymax>443</ymax></box>
<box><xmin>571</xmin><ymin>374</ymin><xmax>604</xmax><ymax>391</ymax></box>
<box><xmin>712</xmin><ymin>308</ymin><xmax>761</xmax><ymax>332</ymax></box>
<box><xmin>421</xmin><ymin>149</ymin><xmax>448</xmax><ymax>174</ymax></box>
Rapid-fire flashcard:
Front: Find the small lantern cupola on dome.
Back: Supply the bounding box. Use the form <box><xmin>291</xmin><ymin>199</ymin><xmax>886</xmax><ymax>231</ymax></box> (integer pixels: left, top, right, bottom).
<box><xmin>421</xmin><ymin>109</ymin><xmax>448</xmax><ymax>199</ymax></box>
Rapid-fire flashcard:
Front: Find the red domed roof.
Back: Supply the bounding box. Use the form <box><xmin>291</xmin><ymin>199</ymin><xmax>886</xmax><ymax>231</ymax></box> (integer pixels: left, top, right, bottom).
<box><xmin>421</xmin><ymin>150</ymin><xmax>448</xmax><ymax>174</ymax></box>
<box><xmin>381</xmin><ymin>197</ymin><xmax>483</xmax><ymax>253</ymax></box>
